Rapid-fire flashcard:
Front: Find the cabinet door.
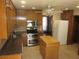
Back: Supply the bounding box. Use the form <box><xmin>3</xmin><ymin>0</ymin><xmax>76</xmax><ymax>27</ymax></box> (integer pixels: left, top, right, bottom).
<box><xmin>6</xmin><ymin>0</ymin><xmax>16</xmax><ymax>38</ymax></box>
<box><xmin>45</xmin><ymin>45</ymin><xmax>59</xmax><ymax>59</ymax></box>
<box><xmin>0</xmin><ymin>0</ymin><xmax>7</xmax><ymax>39</ymax></box>
<box><xmin>39</xmin><ymin>39</ymin><xmax>46</xmax><ymax>59</ymax></box>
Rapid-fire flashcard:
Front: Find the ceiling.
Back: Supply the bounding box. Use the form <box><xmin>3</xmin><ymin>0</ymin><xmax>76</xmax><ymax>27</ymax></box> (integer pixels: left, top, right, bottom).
<box><xmin>12</xmin><ymin>0</ymin><xmax>79</xmax><ymax>10</ymax></box>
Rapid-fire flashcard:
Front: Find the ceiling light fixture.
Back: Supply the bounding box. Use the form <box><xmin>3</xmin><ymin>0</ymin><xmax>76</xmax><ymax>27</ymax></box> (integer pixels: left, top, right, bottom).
<box><xmin>76</xmin><ymin>6</ymin><xmax>79</xmax><ymax>8</ymax></box>
<box><xmin>21</xmin><ymin>1</ymin><xmax>26</xmax><ymax>4</ymax></box>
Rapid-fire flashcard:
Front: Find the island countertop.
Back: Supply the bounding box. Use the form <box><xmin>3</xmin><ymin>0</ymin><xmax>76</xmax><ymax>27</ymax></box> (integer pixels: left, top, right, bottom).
<box><xmin>40</xmin><ymin>36</ymin><xmax>59</xmax><ymax>45</ymax></box>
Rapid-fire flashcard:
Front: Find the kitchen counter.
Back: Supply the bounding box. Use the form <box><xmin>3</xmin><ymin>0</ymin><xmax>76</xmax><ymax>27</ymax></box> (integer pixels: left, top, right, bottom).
<box><xmin>0</xmin><ymin>36</ymin><xmax>23</xmax><ymax>55</ymax></box>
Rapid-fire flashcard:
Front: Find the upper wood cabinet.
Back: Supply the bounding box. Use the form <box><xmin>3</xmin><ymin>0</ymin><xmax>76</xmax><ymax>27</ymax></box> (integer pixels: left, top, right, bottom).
<box><xmin>0</xmin><ymin>0</ymin><xmax>16</xmax><ymax>40</ymax></box>
<box><xmin>61</xmin><ymin>10</ymin><xmax>73</xmax><ymax>20</ymax></box>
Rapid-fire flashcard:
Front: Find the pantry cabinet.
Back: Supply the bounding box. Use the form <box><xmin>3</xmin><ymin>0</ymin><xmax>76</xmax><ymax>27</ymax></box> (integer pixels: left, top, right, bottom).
<box><xmin>0</xmin><ymin>0</ymin><xmax>7</xmax><ymax>39</ymax></box>
<box><xmin>0</xmin><ymin>0</ymin><xmax>16</xmax><ymax>40</ymax></box>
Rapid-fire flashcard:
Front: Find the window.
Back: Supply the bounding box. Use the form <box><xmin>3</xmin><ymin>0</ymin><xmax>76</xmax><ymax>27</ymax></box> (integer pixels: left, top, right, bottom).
<box><xmin>42</xmin><ymin>16</ymin><xmax>47</xmax><ymax>31</ymax></box>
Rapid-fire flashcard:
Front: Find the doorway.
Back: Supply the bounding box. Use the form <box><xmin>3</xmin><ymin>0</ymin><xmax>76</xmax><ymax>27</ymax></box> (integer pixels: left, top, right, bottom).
<box><xmin>42</xmin><ymin>16</ymin><xmax>53</xmax><ymax>36</ymax></box>
<box><xmin>73</xmin><ymin>16</ymin><xmax>79</xmax><ymax>43</ymax></box>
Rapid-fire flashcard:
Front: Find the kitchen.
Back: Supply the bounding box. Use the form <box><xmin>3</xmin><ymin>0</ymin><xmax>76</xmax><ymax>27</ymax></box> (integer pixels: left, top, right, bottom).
<box><xmin>0</xmin><ymin>0</ymin><xmax>79</xmax><ymax>59</ymax></box>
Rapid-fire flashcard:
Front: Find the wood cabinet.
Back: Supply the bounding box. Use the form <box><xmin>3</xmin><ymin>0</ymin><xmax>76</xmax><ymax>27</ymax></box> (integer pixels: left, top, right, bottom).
<box><xmin>0</xmin><ymin>0</ymin><xmax>16</xmax><ymax>40</ymax></box>
<box><xmin>0</xmin><ymin>54</ymin><xmax>21</xmax><ymax>59</ymax></box>
<box><xmin>39</xmin><ymin>36</ymin><xmax>60</xmax><ymax>59</ymax></box>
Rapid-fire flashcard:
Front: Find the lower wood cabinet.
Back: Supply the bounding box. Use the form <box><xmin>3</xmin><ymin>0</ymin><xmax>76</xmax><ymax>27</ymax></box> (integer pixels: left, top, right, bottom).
<box><xmin>78</xmin><ymin>42</ymin><xmax>79</xmax><ymax>55</ymax></box>
<box><xmin>39</xmin><ymin>36</ymin><xmax>60</xmax><ymax>59</ymax></box>
<box><xmin>0</xmin><ymin>54</ymin><xmax>22</xmax><ymax>59</ymax></box>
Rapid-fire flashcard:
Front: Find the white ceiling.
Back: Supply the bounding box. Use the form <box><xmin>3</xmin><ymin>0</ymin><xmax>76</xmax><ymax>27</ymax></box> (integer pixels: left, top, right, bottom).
<box><xmin>12</xmin><ymin>0</ymin><xmax>79</xmax><ymax>10</ymax></box>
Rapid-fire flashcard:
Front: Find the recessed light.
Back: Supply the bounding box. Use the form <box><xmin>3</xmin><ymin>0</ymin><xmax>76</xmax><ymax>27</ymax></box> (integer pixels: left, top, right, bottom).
<box><xmin>51</xmin><ymin>8</ymin><xmax>55</xmax><ymax>11</ymax></box>
<box><xmin>21</xmin><ymin>1</ymin><xmax>26</xmax><ymax>4</ymax></box>
<box><xmin>32</xmin><ymin>7</ymin><xmax>36</xmax><ymax>9</ymax></box>
<box><xmin>64</xmin><ymin>8</ymin><xmax>69</xmax><ymax>10</ymax></box>
<box><xmin>21</xmin><ymin>5</ymin><xmax>25</xmax><ymax>7</ymax></box>
<box><xmin>76</xmin><ymin>6</ymin><xmax>79</xmax><ymax>8</ymax></box>
<box><xmin>48</xmin><ymin>5</ymin><xmax>51</xmax><ymax>8</ymax></box>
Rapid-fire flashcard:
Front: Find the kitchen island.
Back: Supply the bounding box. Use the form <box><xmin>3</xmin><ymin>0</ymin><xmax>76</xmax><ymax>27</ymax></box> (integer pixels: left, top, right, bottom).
<box><xmin>39</xmin><ymin>36</ymin><xmax>60</xmax><ymax>59</ymax></box>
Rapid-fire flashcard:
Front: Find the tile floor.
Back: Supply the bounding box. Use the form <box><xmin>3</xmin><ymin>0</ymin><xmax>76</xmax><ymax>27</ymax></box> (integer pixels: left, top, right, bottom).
<box><xmin>23</xmin><ymin>44</ymin><xmax>79</xmax><ymax>59</ymax></box>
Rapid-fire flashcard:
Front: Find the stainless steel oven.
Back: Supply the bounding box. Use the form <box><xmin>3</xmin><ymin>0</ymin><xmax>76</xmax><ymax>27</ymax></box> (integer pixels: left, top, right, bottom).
<box><xmin>27</xmin><ymin>33</ymin><xmax>38</xmax><ymax>46</ymax></box>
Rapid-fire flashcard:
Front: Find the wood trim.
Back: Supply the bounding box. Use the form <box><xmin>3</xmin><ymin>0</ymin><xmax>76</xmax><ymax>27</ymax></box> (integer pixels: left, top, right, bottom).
<box><xmin>67</xmin><ymin>10</ymin><xmax>74</xmax><ymax>45</ymax></box>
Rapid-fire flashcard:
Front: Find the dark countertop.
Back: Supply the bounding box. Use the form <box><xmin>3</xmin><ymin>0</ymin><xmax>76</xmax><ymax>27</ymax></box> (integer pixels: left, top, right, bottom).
<box><xmin>0</xmin><ymin>36</ymin><xmax>23</xmax><ymax>55</ymax></box>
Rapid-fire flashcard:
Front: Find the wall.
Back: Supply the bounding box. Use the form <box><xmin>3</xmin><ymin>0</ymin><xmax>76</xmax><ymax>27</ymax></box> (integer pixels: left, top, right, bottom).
<box><xmin>52</xmin><ymin>11</ymin><xmax>62</xmax><ymax>37</ymax></box>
